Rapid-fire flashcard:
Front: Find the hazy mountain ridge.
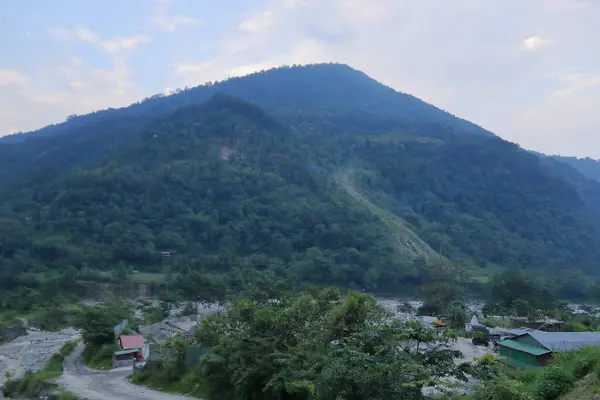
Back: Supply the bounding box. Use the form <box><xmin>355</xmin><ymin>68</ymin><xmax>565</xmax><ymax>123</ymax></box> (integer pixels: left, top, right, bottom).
<box><xmin>0</xmin><ymin>63</ymin><xmax>491</xmax><ymax>189</ymax></box>
<box><xmin>1</xmin><ymin>64</ymin><xmax>600</xmax><ymax>306</ymax></box>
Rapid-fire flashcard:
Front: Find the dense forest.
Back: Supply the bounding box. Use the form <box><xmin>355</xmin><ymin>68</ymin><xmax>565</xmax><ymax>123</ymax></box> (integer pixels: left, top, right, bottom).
<box><xmin>0</xmin><ymin>63</ymin><xmax>490</xmax><ymax>188</ymax></box>
<box><xmin>2</xmin><ymin>63</ymin><xmax>600</xmax><ymax>310</ymax></box>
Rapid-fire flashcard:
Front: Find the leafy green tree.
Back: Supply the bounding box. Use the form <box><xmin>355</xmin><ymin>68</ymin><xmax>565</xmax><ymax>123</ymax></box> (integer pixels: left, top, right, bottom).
<box><xmin>74</xmin><ymin>307</ymin><xmax>118</xmax><ymax>347</ymax></box>
<box><xmin>198</xmin><ymin>288</ymin><xmax>467</xmax><ymax>400</ymax></box>
<box><xmin>176</xmin><ymin>272</ymin><xmax>227</xmax><ymax>308</ymax></box>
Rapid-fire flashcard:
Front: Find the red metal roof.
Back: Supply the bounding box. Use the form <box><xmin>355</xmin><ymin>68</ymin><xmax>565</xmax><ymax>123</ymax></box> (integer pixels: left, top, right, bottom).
<box><xmin>119</xmin><ymin>335</ymin><xmax>144</xmax><ymax>349</ymax></box>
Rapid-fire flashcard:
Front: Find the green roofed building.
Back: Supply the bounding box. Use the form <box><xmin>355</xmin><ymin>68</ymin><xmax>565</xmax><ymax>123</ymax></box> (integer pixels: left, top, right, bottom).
<box><xmin>499</xmin><ymin>331</ymin><xmax>600</xmax><ymax>369</ymax></box>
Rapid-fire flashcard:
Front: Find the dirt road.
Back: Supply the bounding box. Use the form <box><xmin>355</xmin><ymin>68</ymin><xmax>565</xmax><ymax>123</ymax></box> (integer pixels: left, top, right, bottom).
<box><xmin>59</xmin><ymin>343</ymin><xmax>194</xmax><ymax>400</ymax></box>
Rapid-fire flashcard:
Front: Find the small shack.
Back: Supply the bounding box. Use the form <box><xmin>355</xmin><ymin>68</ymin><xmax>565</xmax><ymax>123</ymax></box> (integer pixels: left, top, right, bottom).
<box><xmin>499</xmin><ymin>331</ymin><xmax>600</xmax><ymax>368</ymax></box>
<box><xmin>112</xmin><ymin>348</ymin><xmax>142</xmax><ymax>369</ymax></box>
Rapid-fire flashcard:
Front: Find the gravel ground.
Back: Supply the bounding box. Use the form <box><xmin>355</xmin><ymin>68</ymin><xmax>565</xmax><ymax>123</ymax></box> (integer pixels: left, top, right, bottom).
<box><xmin>422</xmin><ymin>338</ymin><xmax>493</xmax><ymax>397</ymax></box>
<box><xmin>0</xmin><ymin>328</ymin><xmax>81</xmax><ymax>399</ymax></box>
<box><xmin>59</xmin><ymin>343</ymin><xmax>195</xmax><ymax>400</ymax></box>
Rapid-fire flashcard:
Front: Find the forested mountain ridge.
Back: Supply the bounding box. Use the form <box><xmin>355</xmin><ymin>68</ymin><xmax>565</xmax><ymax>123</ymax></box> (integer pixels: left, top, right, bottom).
<box><xmin>2</xmin><ymin>64</ymin><xmax>600</xmax><ymax>310</ymax></box>
<box><xmin>0</xmin><ymin>94</ymin><xmax>422</xmax><ymax>304</ymax></box>
<box><xmin>549</xmin><ymin>155</ymin><xmax>600</xmax><ymax>184</ymax></box>
<box><xmin>0</xmin><ymin>63</ymin><xmax>492</xmax><ymax>189</ymax></box>
<box><xmin>348</xmin><ymin>135</ymin><xmax>600</xmax><ymax>272</ymax></box>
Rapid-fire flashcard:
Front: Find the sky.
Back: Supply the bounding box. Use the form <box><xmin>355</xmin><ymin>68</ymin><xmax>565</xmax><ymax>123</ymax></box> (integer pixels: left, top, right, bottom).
<box><xmin>1</xmin><ymin>0</ymin><xmax>599</xmax><ymax>158</ymax></box>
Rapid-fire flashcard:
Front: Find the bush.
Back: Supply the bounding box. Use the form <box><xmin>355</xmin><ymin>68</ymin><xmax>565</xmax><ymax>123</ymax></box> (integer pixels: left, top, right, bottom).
<box><xmin>533</xmin><ymin>366</ymin><xmax>575</xmax><ymax>400</ymax></box>
<box><xmin>471</xmin><ymin>377</ymin><xmax>534</xmax><ymax>400</ymax></box>
<box><xmin>82</xmin><ymin>343</ymin><xmax>117</xmax><ymax>370</ymax></box>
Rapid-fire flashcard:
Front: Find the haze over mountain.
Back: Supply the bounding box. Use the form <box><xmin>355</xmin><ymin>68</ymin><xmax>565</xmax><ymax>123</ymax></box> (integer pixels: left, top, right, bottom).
<box><xmin>1</xmin><ymin>64</ymin><xmax>600</xmax><ymax>310</ymax></box>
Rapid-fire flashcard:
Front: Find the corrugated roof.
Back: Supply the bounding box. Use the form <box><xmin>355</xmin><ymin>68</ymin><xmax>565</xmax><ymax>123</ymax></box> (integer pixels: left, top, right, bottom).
<box><xmin>529</xmin><ymin>331</ymin><xmax>600</xmax><ymax>352</ymax></box>
<box><xmin>499</xmin><ymin>339</ymin><xmax>551</xmax><ymax>356</ymax></box>
<box><xmin>114</xmin><ymin>349</ymin><xmax>140</xmax><ymax>356</ymax></box>
<box><xmin>120</xmin><ymin>335</ymin><xmax>145</xmax><ymax>349</ymax></box>
<box><xmin>508</xmin><ymin>328</ymin><xmax>538</xmax><ymax>336</ymax></box>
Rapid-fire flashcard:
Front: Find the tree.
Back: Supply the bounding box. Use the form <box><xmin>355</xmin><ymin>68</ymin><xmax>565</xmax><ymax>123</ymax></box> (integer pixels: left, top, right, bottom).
<box><xmin>176</xmin><ymin>272</ymin><xmax>227</xmax><ymax>308</ymax></box>
<box><xmin>198</xmin><ymin>288</ymin><xmax>467</xmax><ymax>400</ymax></box>
<box><xmin>446</xmin><ymin>305</ymin><xmax>467</xmax><ymax>330</ymax></box>
<box><xmin>419</xmin><ymin>282</ymin><xmax>462</xmax><ymax>315</ymax></box>
<box><xmin>74</xmin><ymin>307</ymin><xmax>118</xmax><ymax>347</ymax></box>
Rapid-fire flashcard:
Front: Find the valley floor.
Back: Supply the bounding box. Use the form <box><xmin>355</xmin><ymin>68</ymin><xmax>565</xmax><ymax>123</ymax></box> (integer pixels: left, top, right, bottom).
<box><xmin>0</xmin><ymin>328</ymin><xmax>79</xmax><ymax>399</ymax></box>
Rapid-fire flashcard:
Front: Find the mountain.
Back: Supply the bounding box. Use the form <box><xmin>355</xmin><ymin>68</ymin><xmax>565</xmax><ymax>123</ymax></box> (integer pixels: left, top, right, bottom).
<box><xmin>0</xmin><ymin>63</ymin><xmax>492</xmax><ymax>189</ymax></box>
<box><xmin>1</xmin><ymin>63</ymin><xmax>600</xmax><ymax>309</ymax></box>
<box><xmin>551</xmin><ymin>155</ymin><xmax>600</xmax><ymax>183</ymax></box>
<box><xmin>0</xmin><ymin>94</ymin><xmax>419</xmax><ymax>307</ymax></box>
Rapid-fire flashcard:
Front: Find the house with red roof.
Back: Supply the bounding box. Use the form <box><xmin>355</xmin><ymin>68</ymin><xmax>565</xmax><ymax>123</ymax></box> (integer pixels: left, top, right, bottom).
<box><xmin>119</xmin><ymin>334</ymin><xmax>144</xmax><ymax>350</ymax></box>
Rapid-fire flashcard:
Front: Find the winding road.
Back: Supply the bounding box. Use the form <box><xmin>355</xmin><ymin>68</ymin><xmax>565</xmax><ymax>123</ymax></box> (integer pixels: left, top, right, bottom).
<box><xmin>59</xmin><ymin>343</ymin><xmax>194</xmax><ymax>400</ymax></box>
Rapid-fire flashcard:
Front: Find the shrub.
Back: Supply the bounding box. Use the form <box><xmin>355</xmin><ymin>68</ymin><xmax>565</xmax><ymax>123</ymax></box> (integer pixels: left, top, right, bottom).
<box><xmin>533</xmin><ymin>366</ymin><xmax>575</xmax><ymax>400</ymax></box>
<box><xmin>471</xmin><ymin>377</ymin><xmax>534</xmax><ymax>400</ymax></box>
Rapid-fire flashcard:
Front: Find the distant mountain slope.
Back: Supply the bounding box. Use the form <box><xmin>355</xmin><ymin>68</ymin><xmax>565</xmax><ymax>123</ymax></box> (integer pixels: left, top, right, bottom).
<box><xmin>530</xmin><ymin>151</ymin><xmax>600</xmax><ymax>214</ymax></box>
<box><xmin>0</xmin><ymin>63</ymin><xmax>492</xmax><ymax>188</ymax></box>
<box><xmin>0</xmin><ymin>95</ymin><xmax>418</xmax><ymax>294</ymax></box>
<box><xmin>349</xmin><ymin>135</ymin><xmax>600</xmax><ymax>273</ymax></box>
<box><xmin>3</xmin><ymin>64</ymin><xmax>600</xmax><ymax>306</ymax></box>
<box><xmin>551</xmin><ymin>155</ymin><xmax>600</xmax><ymax>183</ymax></box>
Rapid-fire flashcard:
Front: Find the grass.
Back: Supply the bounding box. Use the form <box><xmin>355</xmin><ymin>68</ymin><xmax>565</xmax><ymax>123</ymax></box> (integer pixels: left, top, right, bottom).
<box><xmin>559</xmin><ymin>372</ymin><xmax>600</xmax><ymax>399</ymax></box>
<box><xmin>131</xmin><ymin>362</ymin><xmax>209</xmax><ymax>398</ymax></box>
<box><xmin>1</xmin><ymin>340</ymin><xmax>84</xmax><ymax>400</ymax></box>
<box><xmin>82</xmin><ymin>343</ymin><xmax>117</xmax><ymax>370</ymax></box>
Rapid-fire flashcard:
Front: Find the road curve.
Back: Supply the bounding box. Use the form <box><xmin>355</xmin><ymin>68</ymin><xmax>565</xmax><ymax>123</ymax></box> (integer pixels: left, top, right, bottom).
<box><xmin>59</xmin><ymin>343</ymin><xmax>194</xmax><ymax>400</ymax></box>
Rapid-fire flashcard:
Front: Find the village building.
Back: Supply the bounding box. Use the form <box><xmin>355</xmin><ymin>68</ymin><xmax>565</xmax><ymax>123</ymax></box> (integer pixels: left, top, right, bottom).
<box><xmin>499</xmin><ymin>331</ymin><xmax>600</xmax><ymax>368</ymax></box>
<box><xmin>119</xmin><ymin>334</ymin><xmax>145</xmax><ymax>350</ymax></box>
<box><xmin>113</xmin><ymin>334</ymin><xmax>145</xmax><ymax>369</ymax></box>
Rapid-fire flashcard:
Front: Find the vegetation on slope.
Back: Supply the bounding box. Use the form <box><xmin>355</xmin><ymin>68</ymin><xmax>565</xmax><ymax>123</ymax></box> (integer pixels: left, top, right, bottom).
<box><xmin>466</xmin><ymin>347</ymin><xmax>600</xmax><ymax>400</ymax></box>
<box><xmin>0</xmin><ymin>63</ymin><xmax>491</xmax><ymax>188</ymax></box>
<box><xmin>2</xmin><ymin>65</ymin><xmax>600</xmax><ymax>311</ymax></box>
<box><xmin>0</xmin><ymin>95</ymin><xmax>412</xmax><ymax>302</ymax></box>
<box><xmin>351</xmin><ymin>135</ymin><xmax>600</xmax><ymax>273</ymax></box>
<box><xmin>552</xmin><ymin>155</ymin><xmax>600</xmax><ymax>184</ymax></box>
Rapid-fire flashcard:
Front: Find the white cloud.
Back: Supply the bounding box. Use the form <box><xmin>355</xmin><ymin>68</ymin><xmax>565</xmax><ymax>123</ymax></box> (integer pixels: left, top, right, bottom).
<box><xmin>552</xmin><ymin>73</ymin><xmax>600</xmax><ymax>98</ymax></box>
<box><xmin>153</xmin><ymin>0</ymin><xmax>204</xmax><ymax>31</ymax></box>
<box><xmin>172</xmin><ymin>62</ymin><xmax>216</xmax><ymax>85</ymax></box>
<box><xmin>238</xmin><ymin>11</ymin><xmax>274</xmax><ymax>32</ymax></box>
<box><xmin>0</xmin><ymin>69</ymin><xmax>28</xmax><ymax>87</ymax></box>
<box><xmin>228</xmin><ymin>62</ymin><xmax>279</xmax><ymax>77</ymax></box>
<box><xmin>0</xmin><ymin>25</ymin><xmax>148</xmax><ymax>136</ymax></box>
<box><xmin>522</xmin><ymin>36</ymin><xmax>552</xmax><ymax>51</ymax></box>
<box><xmin>173</xmin><ymin>62</ymin><xmax>211</xmax><ymax>75</ymax></box>
<box><xmin>74</xmin><ymin>26</ymin><xmax>100</xmax><ymax>43</ymax></box>
<box><xmin>65</xmin><ymin>25</ymin><xmax>150</xmax><ymax>54</ymax></box>
<box><xmin>102</xmin><ymin>34</ymin><xmax>150</xmax><ymax>53</ymax></box>
<box><xmin>0</xmin><ymin>55</ymin><xmax>143</xmax><ymax>137</ymax></box>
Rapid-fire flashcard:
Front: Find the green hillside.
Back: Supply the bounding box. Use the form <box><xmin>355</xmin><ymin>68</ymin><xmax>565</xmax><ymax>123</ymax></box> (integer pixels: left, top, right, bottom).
<box><xmin>1</xmin><ymin>64</ymin><xmax>600</xmax><ymax>309</ymax></box>
<box><xmin>0</xmin><ymin>63</ymin><xmax>491</xmax><ymax>189</ymax></box>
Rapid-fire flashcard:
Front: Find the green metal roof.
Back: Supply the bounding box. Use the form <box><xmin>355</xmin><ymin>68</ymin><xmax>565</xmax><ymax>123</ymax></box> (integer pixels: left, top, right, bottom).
<box><xmin>114</xmin><ymin>348</ymin><xmax>140</xmax><ymax>356</ymax></box>
<box><xmin>499</xmin><ymin>339</ymin><xmax>551</xmax><ymax>356</ymax></box>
